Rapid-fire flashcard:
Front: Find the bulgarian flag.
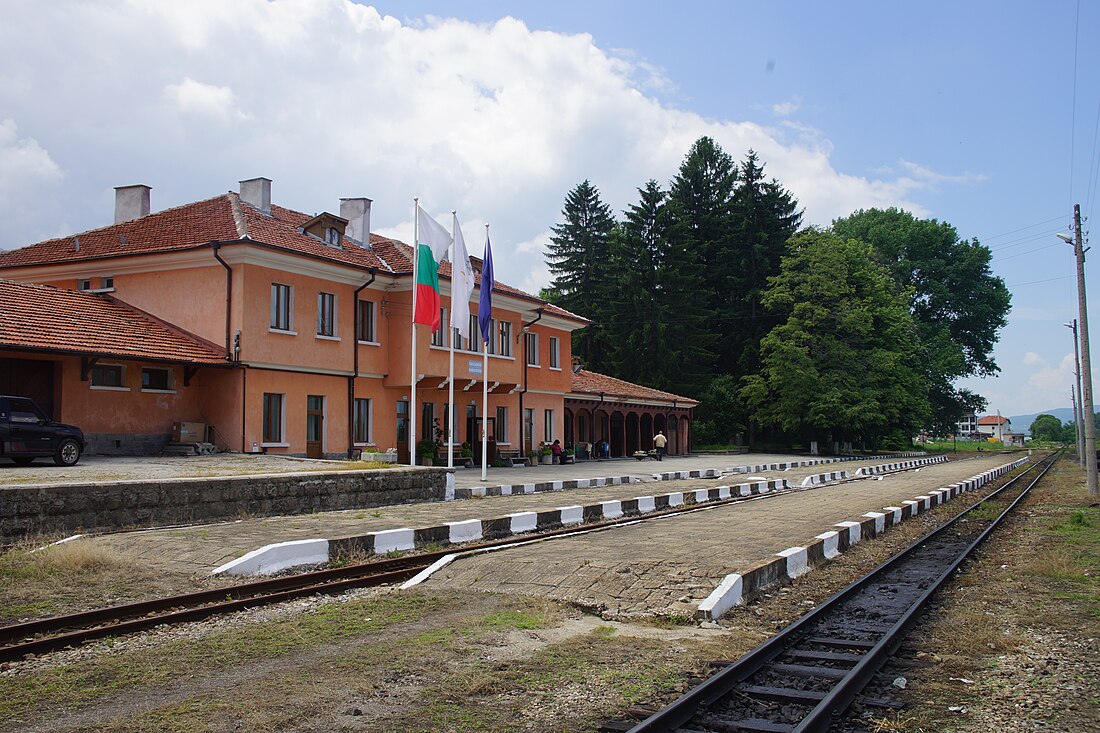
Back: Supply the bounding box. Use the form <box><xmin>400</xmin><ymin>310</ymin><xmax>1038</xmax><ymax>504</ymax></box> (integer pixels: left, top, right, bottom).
<box><xmin>413</xmin><ymin>205</ymin><xmax>453</xmax><ymax>330</ymax></box>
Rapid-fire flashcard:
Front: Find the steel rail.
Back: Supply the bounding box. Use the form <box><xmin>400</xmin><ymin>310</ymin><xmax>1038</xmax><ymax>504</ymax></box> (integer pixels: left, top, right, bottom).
<box><xmin>0</xmin><ymin>457</ymin><xmax>962</xmax><ymax>664</ymax></box>
<box><xmin>625</xmin><ymin>452</ymin><xmax>1055</xmax><ymax>733</ymax></box>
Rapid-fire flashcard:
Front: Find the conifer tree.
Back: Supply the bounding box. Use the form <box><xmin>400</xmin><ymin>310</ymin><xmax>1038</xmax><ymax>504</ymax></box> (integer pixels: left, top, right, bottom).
<box><xmin>545</xmin><ymin>180</ymin><xmax>617</xmax><ymax>371</ymax></box>
<box><xmin>607</xmin><ymin>181</ymin><xmax>715</xmax><ymax>396</ymax></box>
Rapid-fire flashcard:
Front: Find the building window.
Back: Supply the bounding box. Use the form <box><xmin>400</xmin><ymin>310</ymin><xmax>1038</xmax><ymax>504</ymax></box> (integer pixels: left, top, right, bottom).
<box><xmin>77</xmin><ymin>279</ymin><xmax>91</xmax><ymax>291</ymax></box>
<box><xmin>485</xmin><ymin>319</ymin><xmax>497</xmax><ymax>355</ymax></box>
<box><xmin>100</xmin><ymin>276</ymin><xmax>114</xmax><ymax>290</ymax></box>
<box><xmin>495</xmin><ymin>406</ymin><xmax>508</xmax><ymax>443</ymax></box>
<box><xmin>498</xmin><ymin>321</ymin><xmax>512</xmax><ymax>357</ymax></box>
<box><xmin>468</xmin><ymin>315</ymin><xmax>479</xmax><ymax>351</ymax></box>
<box><xmin>141</xmin><ymin>367</ymin><xmax>171</xmax><ymax>391</ymax></box>
<box><xmin>317</xmin><ymin>292</ymin><xmax>337</xmax><ymax>337</ymax></box>
<box><xmin>271</xmin><ymin>283</ymin><xmax>293</xmax><ymax>331</ymax></box>
<box><xmin>353</xmin><ymin>398</ymin><xmax>371</xmax><ymax>443</ymax></box>
<box><xmin>91</xmin><ymin>364</ymin><xmax>124</xmax><ymax>388</ymax></box>
<box><xmin>549</xmin><ymin>337</ymin><xmax>560</xmax><ymax>368</ymax></box>
<box><xmin>431</xmin><ymin>308</ymin><xmax>447</xmax><ymax>347</ymax></box>
<box><xmin>526</xmin><ymin>332</ymin><xmax>539</xmax><ymax>366</ymax></box>
<box><xmin>326</xmin><ymin>227</ymin><xmax>341</xmax><ymax>246</ymax></box>
<box><xmin>422</xmin><ymin>402</ymin><xmax>436</xmax><ymax>441</ymax></box>
<box><xmin>544</xmin><ymin>409</ymin><xmax>553</xmax><ymax>442</ymax></box>
<box><xmin>357</xmin><ymin>300</ymin><xmax>376</xmax><ymax>342</ymax></box>
<box><xmin>524</xmin><ymin>408</ymin><xmax>534</xmax><ymax>452</ymax></box>
<box><xmin>262</xmin><ymin>393</ymin><xmax>284</xmax><ymax>443</ymax></box>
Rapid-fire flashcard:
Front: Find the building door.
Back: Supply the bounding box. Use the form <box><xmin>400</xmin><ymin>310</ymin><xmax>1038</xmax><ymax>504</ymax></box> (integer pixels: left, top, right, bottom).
<box><xmin>306</xmin><ymin>395</ymin><xmax>324</xmax><ymax>459</ymax></box>
<box><xmin>396</xmin><ymin>400</ymin><xmax>409</xmax><ymax>463</ymax></box>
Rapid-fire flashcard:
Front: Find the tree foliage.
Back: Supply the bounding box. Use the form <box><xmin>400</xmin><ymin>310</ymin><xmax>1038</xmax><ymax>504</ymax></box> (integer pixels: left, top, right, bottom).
<box><xmin>830</xmin><ymin>208</ymin><xmax>1009</xmax><ymax>432</ymax></box>
<box><xmin>545</xmin><ymin>180</ymin><xmax>617</xmax><ymax>371</ymax></box>
<box><xmin>741</xmin><ymin>231</ymin><xmax>930</xmax><ymax>448</ymax></box>
<box><xmin>604</xmin><ymin>180</ymin><xmax>715</xmax><ymax>396</ymax></box>
<box><xmin>1029</xmin><ymin>414</ymin><xmax>1063</xmax><ymax>442</ymax></box>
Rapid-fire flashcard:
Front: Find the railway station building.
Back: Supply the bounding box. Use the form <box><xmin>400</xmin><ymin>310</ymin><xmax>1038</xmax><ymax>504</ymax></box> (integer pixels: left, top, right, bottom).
<box><xmin>0</xmin><ymin>178</ymin><xmax>695</xmax><ymax>460</ymax></box>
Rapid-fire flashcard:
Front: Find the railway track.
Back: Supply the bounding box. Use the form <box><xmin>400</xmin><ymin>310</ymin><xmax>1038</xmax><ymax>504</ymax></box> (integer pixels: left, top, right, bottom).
<box><xmin>613</xmin><ymin>451</ymin><xmax>1056</xmax><ymax>733</ymax></box>
<box><xmin>0</xmin><ymin>454</ymin><xmax>992</xmax><ymax>665</ymax></box>
<box><xmin>0</xmin><ymin>469</ymin><xmax>852</xmax><ymax>663</ymax></box>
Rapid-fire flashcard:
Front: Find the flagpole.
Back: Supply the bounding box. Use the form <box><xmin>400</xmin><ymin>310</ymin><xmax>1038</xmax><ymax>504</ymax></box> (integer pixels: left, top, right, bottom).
<box><xmin>410</xmin><ymin>197</ymin><xmax>419</xmax><ymax>468</ymax></box>
<box><xmin>481</xmin><ymin>222</ymin><xmax>490</xmax><ymax>481</ymax></box>
<box><xmin>447</xmin><ymin>210</ymin><xmax>457</xmax><ymax>469</ymax></box>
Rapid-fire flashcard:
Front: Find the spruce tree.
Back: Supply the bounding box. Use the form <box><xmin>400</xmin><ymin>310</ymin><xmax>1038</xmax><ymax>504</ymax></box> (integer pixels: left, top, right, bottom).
<box><xmin>607</xmin><ymin>180</ymin><xmax>715</xmax><ymax>396</ymax></box>
<box><xmin>545</xmin><ymin>180</ymin><xmax>617</xmax><ymax>371</ymax></box>
<box><xmin>729</xmin><ymin>151</ymin><xmax>802</xmax><ymax>374</ymax></box>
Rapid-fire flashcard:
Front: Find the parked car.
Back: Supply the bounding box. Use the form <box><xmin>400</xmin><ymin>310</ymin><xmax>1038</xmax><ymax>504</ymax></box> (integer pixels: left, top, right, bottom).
<box><xmin>0</xmin><ymin>395</ymin><xmax>85</xmax><ymax>466</ymax></box>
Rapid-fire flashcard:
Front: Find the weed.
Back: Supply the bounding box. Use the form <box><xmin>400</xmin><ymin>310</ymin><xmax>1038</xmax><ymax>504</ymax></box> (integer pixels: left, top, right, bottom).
<box><xmin>481</xmin><ymin>610</ymin><xmax>546</xmax><ymax>630</ymax></box>
<box><xmin>1069</xmin><ymin>510</ymin><xmax>1093</xmax><ymax>528</ymax></box>
<box><xmin>370</xmin><ymin>510</ymin><xmax>383</xmax><ymax>518</ymax></box>
<box><xmin>422</xmin><ymin>542</ymin><xmax>444</xmax><ymax>553</ymax></box>
<box><xmin>386</xmin><ymin>549</ymin><xmax>403</xmax><ymax>558</ymax></box>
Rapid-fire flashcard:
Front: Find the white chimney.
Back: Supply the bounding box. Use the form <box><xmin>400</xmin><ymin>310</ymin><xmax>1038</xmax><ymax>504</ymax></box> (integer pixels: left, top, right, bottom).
<box><xmin>239</xmin><ymin>177</ymin><xmax>272</xmax><ymax>215</ymax></box>
<box><xmin>114</xmin><ymin>185</ymin><xmax>151</xmax><ymax>224</ymax></box>
<box><xmin>339</xmin><ymin>197</ymin><xmax>372</xmax><ymax>247</ymax></box>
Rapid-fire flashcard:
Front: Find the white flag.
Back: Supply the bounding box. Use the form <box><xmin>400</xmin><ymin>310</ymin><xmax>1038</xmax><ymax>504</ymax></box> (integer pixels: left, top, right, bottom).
<box><xmin>416</xmin><ymin>204</ymin><xmax>452</xmax><ymax>262</ymax></box>
<box><xmin>450</xmin><ymin>216</ymin><xmax>474</xmax><ymax>340</ymax></box>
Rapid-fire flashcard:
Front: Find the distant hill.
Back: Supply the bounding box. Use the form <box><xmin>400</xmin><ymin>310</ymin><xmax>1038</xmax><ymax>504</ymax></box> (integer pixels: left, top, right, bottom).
<box><xmin>1007</xmin><ymin>408</ymin><xmax>1075</xmax><ymax>433</ymax></box>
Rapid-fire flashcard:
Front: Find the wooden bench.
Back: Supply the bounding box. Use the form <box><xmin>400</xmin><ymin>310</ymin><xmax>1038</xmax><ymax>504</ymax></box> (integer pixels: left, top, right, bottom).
<box><xmin>497</xmin><ymin>450</ymin><xmax>528</xmax><ymax>467</ymax></box>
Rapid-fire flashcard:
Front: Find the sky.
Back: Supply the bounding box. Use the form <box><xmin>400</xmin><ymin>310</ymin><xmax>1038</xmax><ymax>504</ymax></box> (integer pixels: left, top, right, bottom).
<box><xmin>2</xmin><ymin>0</ymin><xmax>1099</xmax><ymax>420</ymax></box>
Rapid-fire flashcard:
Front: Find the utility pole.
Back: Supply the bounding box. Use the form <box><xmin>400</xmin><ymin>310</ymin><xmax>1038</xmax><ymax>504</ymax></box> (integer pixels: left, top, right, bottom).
<box><xmin>1067</xmin><ymin>319</ymin><xmax>1084</xmax><ymax>464</ymax></box>
<box><xmin>1066</xmin><ymin>204</ymin><xmax>1098</xmax><ymax>497</ymax></box>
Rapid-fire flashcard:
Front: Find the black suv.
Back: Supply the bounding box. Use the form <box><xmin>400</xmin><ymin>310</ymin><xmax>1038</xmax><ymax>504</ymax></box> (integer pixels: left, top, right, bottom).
<box><xmin>0</xmin><ymin>395</ymin><xmax>85</xmax><ymax>466</ymax></box>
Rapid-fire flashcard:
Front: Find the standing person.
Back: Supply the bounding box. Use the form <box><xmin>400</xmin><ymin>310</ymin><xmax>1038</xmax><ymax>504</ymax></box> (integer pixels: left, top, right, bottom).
<box><xmin>653</xmin><ymin>430</ymin><xmax>668</xmax><ymax>460</ymax></box>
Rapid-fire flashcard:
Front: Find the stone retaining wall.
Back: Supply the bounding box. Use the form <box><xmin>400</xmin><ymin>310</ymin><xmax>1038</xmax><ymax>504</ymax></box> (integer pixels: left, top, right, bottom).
<box><xmin>0</xmin><ymin>468</ymin><xmax>451</xmax><ymax>543</ymax></box>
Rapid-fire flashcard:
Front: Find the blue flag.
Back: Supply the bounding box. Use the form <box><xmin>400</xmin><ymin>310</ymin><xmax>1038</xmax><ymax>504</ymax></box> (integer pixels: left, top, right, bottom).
<box><xmin>478</xmin><ymin>233</ymin><xmax>494</xmax><ymax>344</ymax></box>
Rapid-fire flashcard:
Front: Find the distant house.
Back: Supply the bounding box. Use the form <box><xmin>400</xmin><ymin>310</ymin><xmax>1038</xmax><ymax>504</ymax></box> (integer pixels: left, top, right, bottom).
<box><xmin>977</xmin><ymin>415</ymin><xmax>1011</xmax><ymax>441</ymax></box>
<box><xmin>1002</xmin><ymin>431</ymin><xmax>1026</xmax><ymax>448</ymax></box>
<box><xmin>956</xmin><ymin>410</ymin><xmax>979</xmax><ymax>438</ymax></box>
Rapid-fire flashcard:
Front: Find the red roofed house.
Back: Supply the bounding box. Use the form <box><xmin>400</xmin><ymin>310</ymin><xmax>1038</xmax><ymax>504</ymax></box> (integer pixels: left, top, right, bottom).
<box><xmin>976</xmin><ymin>415</ymin><xmax>1011</xmax><ymax>441</ymax></box>
<box><xmin>0</xmin><ymin>179</ymin><xmax>694</xmax><ymax>460</ymax></box>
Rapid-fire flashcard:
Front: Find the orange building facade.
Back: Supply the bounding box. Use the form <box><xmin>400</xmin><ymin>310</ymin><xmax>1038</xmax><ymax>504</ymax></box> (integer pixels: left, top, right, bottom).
<box><xmin>0</xmin><ymin>179</ymin><xmax>695</xmax><ymax>460</ymax></box>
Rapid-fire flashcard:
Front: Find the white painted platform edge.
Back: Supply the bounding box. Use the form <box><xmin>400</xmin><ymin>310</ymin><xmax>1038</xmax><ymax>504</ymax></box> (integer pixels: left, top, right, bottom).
<box><xmin>699</xmin><ymin>573</ymin><xmax>744</xmax><ymax>619</ymax></box>
<box><xmin>212</xmin><ymin>538</ymin><xmax>329</xmax><ymax>576</ymax></box>
<box><xmin>400</xmin><ymin>553</ymin><xmax>458</xmax><ymax>589</ymax></box>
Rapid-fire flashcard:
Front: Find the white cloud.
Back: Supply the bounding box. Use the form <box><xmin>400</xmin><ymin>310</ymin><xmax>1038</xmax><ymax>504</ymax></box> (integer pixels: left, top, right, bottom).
<box><xmin>0</xmin><ymin>118</ymin><xmax>62</xmax><ymax>194</ymax></box>
<box><xmin>0</xmin><ymin>1</ymin><xmax>971</xmax><ymax>296</ymax></box>
<box><xmin>772</xmin><ymin>99</ymin><xmax>800</xmax><ymax>117</ymax></box>
<box><xmin>1023</xmin><ymin>351</ymin><xmax>1045</xmax><ymax>366</ymax></box>
<box><xmin>163</xmin><ymin>78</ymin><xmax>249</xmax><ymax>121</ymax></box>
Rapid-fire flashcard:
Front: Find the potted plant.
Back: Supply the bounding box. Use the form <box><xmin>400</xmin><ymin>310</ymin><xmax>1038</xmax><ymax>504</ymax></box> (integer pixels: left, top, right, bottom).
<box><xmin>563</xmin><ymin>447</ymin><xmax>575</xmax><ymax>464</ymax></box>
<box><xmin>539</xmin><ymin>444</ymin><xmax>553</xmax><ymax>464</ymax></box>
<box><xmin>416</xmin><ymin>438</ymin><xmax>437</xmax><ymax>467</ymax></box>
<box><xmin>526</xmin><ymin>449</ymin><xmax>539</xmax><ymax>467</ymax></box>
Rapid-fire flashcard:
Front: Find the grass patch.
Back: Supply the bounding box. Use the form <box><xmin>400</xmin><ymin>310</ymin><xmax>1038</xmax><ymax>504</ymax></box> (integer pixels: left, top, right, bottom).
<box><xmin>0</xmin><ymin>591</ymin><xmax>448</xmax><ymax>722</ymax></box>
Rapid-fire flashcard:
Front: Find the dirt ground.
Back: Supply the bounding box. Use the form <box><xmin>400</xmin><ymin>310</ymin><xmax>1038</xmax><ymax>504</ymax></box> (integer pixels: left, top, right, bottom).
<box><xmin>0</xmin><ymin>457</ymin><xmax>1095</xmax><ymax>732</ymax></box>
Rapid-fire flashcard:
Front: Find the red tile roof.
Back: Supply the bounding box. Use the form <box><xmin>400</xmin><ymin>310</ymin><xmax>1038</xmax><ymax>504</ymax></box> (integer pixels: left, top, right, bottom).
<box><xmin>570</xmin><ymin>368</ymin><xmax>698</xmax><ymax>406</ymax></box>
<box><xmin>0</xmin><ymin>280</ymin><xmax>228</xmax><ymax>365</ymax></box>
<box><xmin>977</xmin><ymin>415</ymin><xmax>1010</xmax><ymax>425</ymax></box>
<box><xmin>0</xmin><ymin>192</ymin><xmax>587</xmax><ymax>323</ymax></box>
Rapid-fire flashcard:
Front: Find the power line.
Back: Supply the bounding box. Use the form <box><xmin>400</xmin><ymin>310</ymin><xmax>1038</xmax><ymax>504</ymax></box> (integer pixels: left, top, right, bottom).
<box><xmin>978</xmin><ymin>215</ymin><xmax>1066</xmax><ymax>242</ymax></box>
<box><xmin>1006</xmin><ymin>275</ymin><xmax>1073</xmax><ymax>288</ymax></box>
<box><xmin>992</xmin><ymin>242</ymin><xmax>1063</xmax><ymax>263</ymax></box>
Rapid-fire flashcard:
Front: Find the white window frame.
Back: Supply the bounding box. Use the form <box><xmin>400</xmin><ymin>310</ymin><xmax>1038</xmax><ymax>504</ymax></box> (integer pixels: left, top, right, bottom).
<box><xmin>544</xmin><ymin>409</ymin><xmax>554</xmax><ymax>443</ymax></box>
<box><xmin>431</xmin><ymin>308</ymin><xmax>447</xmax><ymax>347</ymax></box>
<box><xmin>357</xmin><ymin>299</ymin><xmax>377</xmax><ymax>343</ymax></box>
<box><xmin>262</xmin><ymin>392</ymin><xmax>287</xmax><ymax>446</ymax></box>
<box><xmin>495</xmin><ymin>406</ymin><xmax>508</xmax><ymax>444</ymax></box>
<box><xmin>270</xmin><ymin>283</ymin><xmax>294</xmax><ymax>333</ymax></box>
<box><xmin>140</xmin><ymin>366</ymin><xmax>175</xmax><ymax>393</ymax></box>
<box><xmin>549</xmin><ymin>337</ymin><xmax>560</xmax><ymax>369</ymax></box>
<box><xmin>526</xmin><ymin>332</ymin><xmax>539</xmax><ymax>366</ymax></box>
<box><xmin>317</xmin><ymin>291</ymin><xmax>338</xmax><ymax>338</ymax></box>
<box><xmin>353</xmin><ymin>397</ymin><xmax>373</xmax><ymax>445</ymax></box>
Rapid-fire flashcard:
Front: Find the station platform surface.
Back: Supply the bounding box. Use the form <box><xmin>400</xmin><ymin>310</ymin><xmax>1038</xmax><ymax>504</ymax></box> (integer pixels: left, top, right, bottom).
<box><xmin>85</xmin><ymin>452</ymin><xmax>1011</xmax><ymax>581</ymax></box>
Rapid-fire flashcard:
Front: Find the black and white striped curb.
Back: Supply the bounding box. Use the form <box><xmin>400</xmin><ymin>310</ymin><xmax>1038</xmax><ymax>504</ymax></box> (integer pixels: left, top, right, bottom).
<box><xmin>797</xmin><ymin>455</ymin><xmax>949</xmax><ymax>487</ymax></box>
<box><xmin>212</xmin><ymin>478</ymin><xmax>790</xmax><ymax>576</ymax></box>
<box><xmin>451</xmin><ymin>475</ymin><xmax>636</xmax><ymax>500</ymax></box>
<box><xmin>698</xmin><ymin>457</ymin><xmax>1030</xmax><ymax>620</ymax></box>
<box><xmin>855</xmin><ymin>454</ymin><xmax>948</xmax><ymax>475</ymax></box>
<box><xmin>719</xmin><ymin>451</ymin><xmax>928</xmax><ymax>477</ymax></box>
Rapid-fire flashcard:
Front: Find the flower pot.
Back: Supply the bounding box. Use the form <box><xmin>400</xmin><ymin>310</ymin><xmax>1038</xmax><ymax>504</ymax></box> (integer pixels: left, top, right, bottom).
<box><xmin>540</xmin><ymin>454</ymin><xmax>552</xmax><ymax>464</ymax></box>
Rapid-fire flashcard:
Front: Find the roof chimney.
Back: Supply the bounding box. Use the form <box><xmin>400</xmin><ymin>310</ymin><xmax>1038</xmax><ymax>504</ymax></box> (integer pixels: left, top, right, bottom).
<box><xmin>339</xmin><ymin>197</ymin><xmax>372</xmax><ymax>247</ymax></box>
<box><xmin>239</xmin><ymin>177</ymin><xmax>272</xmax><ymax>215</ymax></box>
<box><xmin>114</xmin><ymin>185</ymin><xmax>151</xmax><ymax>224</ymax></box>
